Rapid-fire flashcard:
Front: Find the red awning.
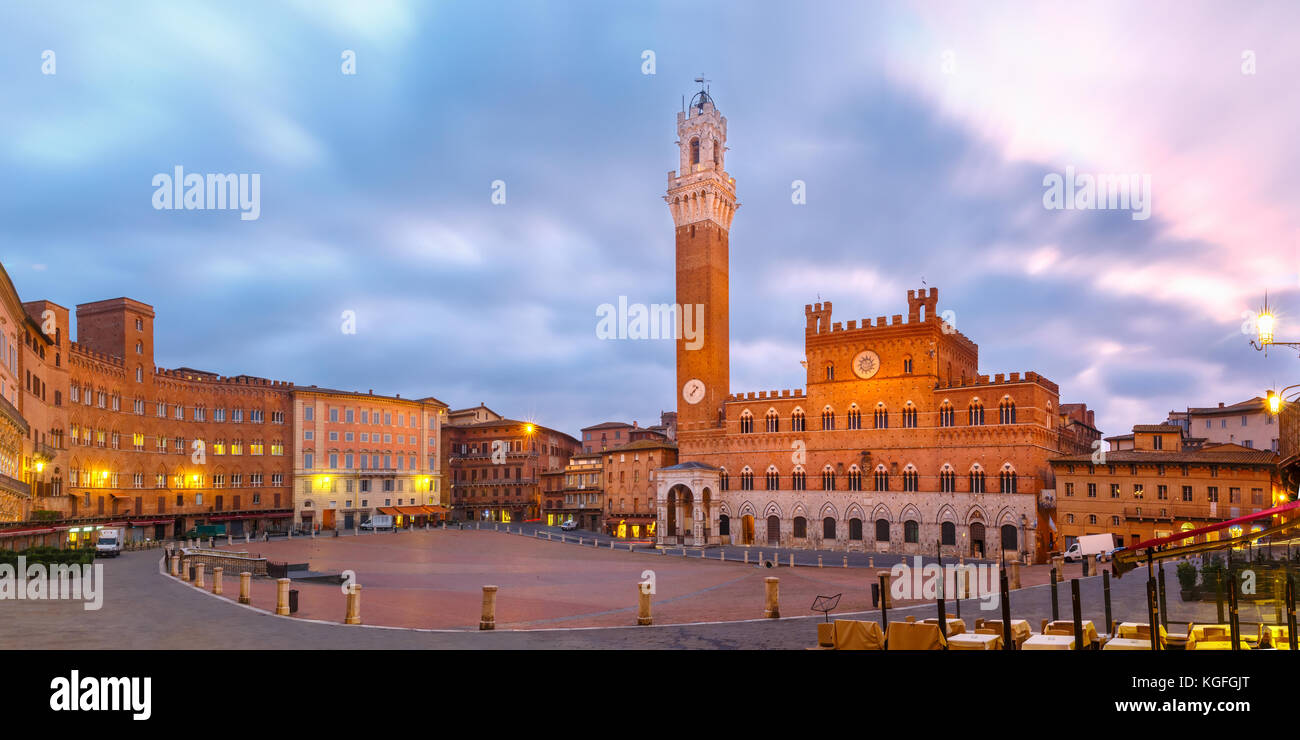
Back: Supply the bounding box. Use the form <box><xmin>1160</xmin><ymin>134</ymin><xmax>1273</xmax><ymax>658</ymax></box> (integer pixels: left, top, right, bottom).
<box><xmin>378</xmin><ymin>507</ymin><xmax>402</xmax><ymax>516</ymax></box>
<box><xmin>0</xmin><ymin>527</ymin><xmax>55</xmax><ymax>538</ymax></box>
<box><xmin>395</xmin><ymin>506</ymin><xmax>430</xmax><ymax>516</ymax></box>
<box><xmin>1128</xmin><ymin>499</ymin><xmax>1300</xmax><ymax>551</ymax></box>
<box><xmin>129</xmin><ymin>520</ymin><xmax>160</xmax><ymax>527</ymax></box>
<box><xmin>265</xmin><ymin>512</ymin><xmax>293</xmax><ymax>519</ymax></box>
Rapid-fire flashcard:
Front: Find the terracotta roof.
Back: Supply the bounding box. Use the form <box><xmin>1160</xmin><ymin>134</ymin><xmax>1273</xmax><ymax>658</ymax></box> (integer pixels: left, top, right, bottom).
<box><xmin>607</xmin><ymin>439</ymin><xmax>678</xmax><ymax>453</ymax></box>
<box><xmin>1132</xmin><ymin>424</ymin><xmax>1183</xmax><ymax>433</ymax></box>
<box><xmin>581</xmin><ymin>421</ymin><xmax>634</xmax><ymax>431</ymax></box>
<box><xmin>1174</xmin><ymin>398</ymin><xmax>1267</xmax><ymax>415</ymax></box>
<box><xmin>1051</xmin><ymin>447</ymin><xmax>1278</xmax><ymax>466</ymax></box>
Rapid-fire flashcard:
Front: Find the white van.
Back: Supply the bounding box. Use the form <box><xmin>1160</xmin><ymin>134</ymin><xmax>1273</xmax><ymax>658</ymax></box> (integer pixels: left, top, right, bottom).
<box><xmin>95</xmin><ymin>528</ymin><xmax>124</xmax><ymax>557</ymax></box>
<box><xmin>1064</xmin><ymin>533</ymin><xmax>1117</xmax><ymax>562</ymax></box>
<box><xmin>360</xmin><ymin>514</ymin><xmax>395</xmax><ymax>531</ymax></box>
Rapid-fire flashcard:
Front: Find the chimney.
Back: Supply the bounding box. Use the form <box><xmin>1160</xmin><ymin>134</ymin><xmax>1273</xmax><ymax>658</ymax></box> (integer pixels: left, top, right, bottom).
<box><xmin>1218</xmin><ymin>402</ymin><xmax>1224</xmax><ymax>408</ymax></box>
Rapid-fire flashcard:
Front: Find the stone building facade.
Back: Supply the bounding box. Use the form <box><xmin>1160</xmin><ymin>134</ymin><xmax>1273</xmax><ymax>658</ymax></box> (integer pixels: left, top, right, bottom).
<box><xmin>654</xmin><ymin>90</ymin><xmax>1096</xmax><ymax>563</ymax></box>
<box><xmin>292</xmin><ymin>387</ymin><xmax>447</xmax><ymax>531</ymax></box>
<box><xmin>603</xmin><ymin>439</ymin><xmax>675</xmax><ymax>538</ymax></box>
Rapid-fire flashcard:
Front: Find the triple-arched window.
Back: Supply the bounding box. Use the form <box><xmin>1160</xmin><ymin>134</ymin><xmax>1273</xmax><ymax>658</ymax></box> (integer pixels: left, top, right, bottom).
<box><xmin>739</xmin><ymin>410</ymin><xmax>754</xmax><ymax>434</ymax></box>
<box><xmin>822</xmin><ymin>406</ymin><xmax>835</xmax><ymax>430</ymax></box>
<box><xmin>939</xmin><ymin>401</ymin><xmax>955</xmax><ymax>427</ymax></box>
<box><xmin>765</xmin><ymin>409</ymin><xmax>779</xmax><ymax>433</ymax></box>
<box><xmin>874</xmin><ymin>465</ymin><xmax>889</xmax><ymax>492</ymax></box>
<box><xmin>791</xmin><ymin>408</ymin><xmax>806</xmax><ymax>432</ymax></box>
<box><xmin>969</xmin><ymin>400</ymin><xmax>985</xmax><ymax>426</ymax></box>
<box><xmin>846</xmin><ymin>404</ymin><xmax>862</xmax><ymax>430</ymax></box>
<box><xmin>873</xmin><ymin>403</ymin><xmax>888</xmax><ymax>429</ymax></box>
<box><xmin>999</xmin><ymin>398</ymin><xmax>1017</xmax><ymax>424</ymax></box>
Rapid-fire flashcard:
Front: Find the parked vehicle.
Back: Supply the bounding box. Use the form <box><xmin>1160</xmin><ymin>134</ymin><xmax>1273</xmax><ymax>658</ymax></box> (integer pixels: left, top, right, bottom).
<box><xmin>560</xmin><ymin>519</ymin><xmax>578</xmax><ymax>531</ymax></box>
<box><xmin>95</xmin><ymin>528</ymin><xmax>124</xmax><ymax>558</ymax></box>
<box><xmin>1064</xmin><ymin>533</ymin><xmax>1119</xmax><ymax>562</ymax></box>
<box><xmin>360</xmin><ymin>514</ymin><xmax>395</xmax><ymax>531</ymax></box>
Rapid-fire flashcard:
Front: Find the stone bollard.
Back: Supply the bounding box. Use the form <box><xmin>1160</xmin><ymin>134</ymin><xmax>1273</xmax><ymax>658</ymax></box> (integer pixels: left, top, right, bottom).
<box><xmin>181</xmin><ymin>558</ymin><xmax>191</xmax><ymax>582</ymax></box>
<box><xmin>194</xmin><ymin>562</ymin><xmax>205</xmax><ymax>588</ymax></box>
<box><xmin>345</xmin><ymin>584</ymin><xmax>362</xmax><ymax>625</ymax></box>
<box><xmin>843</xmin><ymin>556</ymin><xmax>848</xmax><ymax>568</ymax></box>
<box><xmin>637</xmin><ymin>583</ymin><xmax>653</xmax><ymax>625</ymax></box>
<box><xmin>239</xmin><ymin>572</ymin><xmax>251</xmax><ymax>604</ymax></box>
<box><xmin>878</xmin><ymin>571</ymin><xmax>893</xmax><ymax>608</ymax></box>
<box><xmin>869</xmin><ymin>557</ymin><xmax>874</xmax><ymax>568</ymax></box>
<box><xmin>1008</xmin><ymin>561</ymin><xmax>1022</xmax><ymax>590</ymax></box>
<box><xmin>1052</xmin><ymin>556</ymin><xmax>1064</xmax><ymax>581</ymax></box>
<box><xmin>208</xmin><ymin>537</ymin><xmax>213</xmax><ymax>548</ymax></box>
<box><xmin>763</xmin><ymin>577</ymin><xmax>780</xmax><ymax>618</ymax></box>
<box><xmin>610</xmin><ymin>541</ymin><xmax>614</xmax><ymax>549</ymax></box>
<box><xmin>276</xmin><ymin>578</ymin><xmax>291</xmax><ymax>615</ymax></box>
<box><xmin>790</xmin><ymin>554</ymin><xmax>794</xmax><ymax>567</ymax></box>
<box><xmin>479</xmin><ymin>585</ymin><xmax>498</xmax><ymax>630</ymax></box>
<box><xmin>245</xmin><ymin>532</ymin><xmax>251</xmax><ymax>544</ymax></box>
<box><xmin>212</xmin><ymin>567</ymin><xmax>223</xmax><ymax>595</ymax></box>
<box><xmin>1085</xmin><ymin>557</ymin><xmax>1096</xmax><ymax>577</ymax></box>
<box><xmin>743</xmin><ymin>550</ymin><xmax>749</xmax><ymax>564</ymax></box>
<box><xmin>227</xmin><ymin>535</ymin><xmax>233</xmax><ymax>546</ymax></box>
<box><xmin>579</xmin><ymin>537</ymin><xmax>583</xmax><ymax>545</ymax></box>
<box><xmin>720</xmin><ymin>551</ymin><xmax>725</xmax><ymax>562</ymax></box>
<box><xmin>170</xmin><ymin>553</ymin><xmax>181</xmax><ymax>577</ymax></box>
<box><xmin>311</xmin><ymin>529</ymin><xmax>316</xmax><ymax>539</ymax></box>
<box><xmin>818</xmin><ymin>555</ymin><xmax>823</xmax><ymax>568</ymax></box>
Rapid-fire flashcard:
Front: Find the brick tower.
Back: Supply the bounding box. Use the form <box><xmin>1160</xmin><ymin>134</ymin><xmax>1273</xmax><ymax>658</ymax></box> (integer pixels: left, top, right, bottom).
<box><xmin>667</xmin><ymin>86</ymin><xmax>737</xmax><ymax>440</ymax></box>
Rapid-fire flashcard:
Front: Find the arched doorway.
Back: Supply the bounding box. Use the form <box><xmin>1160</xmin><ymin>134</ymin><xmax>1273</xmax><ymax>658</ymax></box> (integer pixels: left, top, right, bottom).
<box><xmin>823</xmin><ymin>517</ymin><xmax>836</xmax><ymax>540</ymax></box>
<box><xmin>719</xmin><ymin>514</ymin><xmax>730</xmax><ymax>537</ymax></box>
<box><xmin>666</xmin><ymin>489</ymin><xmax>677</xmax><ymax>537</ymax></box>
<box><xmin>1000</xmin><ymin>523</ymin><xmax>1018</xmax><ymax>554</ymax></box>
<box><xmin>970</xmin><ymin>522</ymin><xmax>986</xmax><ymax>558</ymax></box>
<box><xmin>681</xmin><ymin>490</ymin><xmax>695</xmax><ymax>540</ymax></box>
<box><xmin>766</xmin><ymin>515</ymin><xmax>780</xmax><ymax>546</ymax></box>
<box><xmin>740</xmin><ymin>515</ymin><xmax>755</xmax><ymax>545</ymax></box>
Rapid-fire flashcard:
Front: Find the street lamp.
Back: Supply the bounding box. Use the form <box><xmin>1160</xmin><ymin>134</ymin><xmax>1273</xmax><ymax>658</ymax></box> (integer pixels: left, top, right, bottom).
<box><xmin>1250</xmin><ymin>293</ymin><xmax>1300</xmax><ymax>355</ymax></box>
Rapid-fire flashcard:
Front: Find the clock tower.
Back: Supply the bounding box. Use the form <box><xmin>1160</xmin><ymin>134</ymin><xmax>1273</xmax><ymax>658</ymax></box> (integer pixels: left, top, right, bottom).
<box><xmin>667</xmin><ymin>86</ymin><xmax>737</xmax><ymax>439</ymax></box>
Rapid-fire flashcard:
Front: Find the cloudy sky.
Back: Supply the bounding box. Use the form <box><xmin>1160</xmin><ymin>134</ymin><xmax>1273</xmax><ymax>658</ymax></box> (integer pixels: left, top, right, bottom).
<box><xmin>2</xmin><ymin>1</ymin><xmax>1298</xmax><ymax>438</ymax></box>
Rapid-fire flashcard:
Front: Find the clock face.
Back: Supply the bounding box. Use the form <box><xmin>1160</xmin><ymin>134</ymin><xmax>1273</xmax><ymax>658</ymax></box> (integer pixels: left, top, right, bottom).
<box><xmin>852</xmin><ymin>350</ymin><xmax>881</xmax><ymax>379</ymax></box>
<box><xmin>682</xmin><ymin>378</ymin><xmax>706</xmax><ymax>405</ymax></box>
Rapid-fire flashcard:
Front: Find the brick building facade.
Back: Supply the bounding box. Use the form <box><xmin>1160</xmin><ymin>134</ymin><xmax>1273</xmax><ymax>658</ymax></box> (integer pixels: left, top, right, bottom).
<box><xmin>1051</xmin><ymin>424</ymin><xmax>1281</xmax><ymax>549</ymax></box>
<box><xmin>654</xmin><ymin>91</ymin><xmax>1097</xmax><ymax>562</ymax></box>
<box><xmin>443</xmin><ymin>417</ymin><xmax>579</xmax><ymax>523</ymax></box>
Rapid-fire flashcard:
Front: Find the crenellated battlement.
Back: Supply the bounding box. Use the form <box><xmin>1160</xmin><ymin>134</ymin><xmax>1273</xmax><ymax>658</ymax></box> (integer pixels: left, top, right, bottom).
<box><xmin>803</xmin><ymin>288</ymin><xmax>978</xmax><ymax>353</ymax></box>
<box><xmin>935</xmin><ymin>370</ymin><xmax>1059</xmax><ymax>395</ymax></box>
<box><xmin>726</xmin><ymin>388</ymin><xmax>805</xmax><ymax>403</ymax></box>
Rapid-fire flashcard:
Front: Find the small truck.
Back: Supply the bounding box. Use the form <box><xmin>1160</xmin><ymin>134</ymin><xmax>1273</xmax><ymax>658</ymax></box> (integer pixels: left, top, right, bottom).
<box><xmin>95</xmin><ymin>528</ymin><xmax>124</xmax><ymax>557</ymax></box>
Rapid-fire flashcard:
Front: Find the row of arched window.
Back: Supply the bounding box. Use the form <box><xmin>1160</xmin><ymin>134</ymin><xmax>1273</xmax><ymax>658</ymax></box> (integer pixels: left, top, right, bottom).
<box><xmin>720</xmin><ymin>464</ymin><xmax>1020</xmax><ymax>493</ymax></box>
<box><xmin>740</xmin><ymin>399</ymin><xmax>1017</xmax><ymax>433</ymax></box>
<box><xmin>722</xmin><ymin>515</ymin><xmax>1020</xmax><ymax>548</ymax></box>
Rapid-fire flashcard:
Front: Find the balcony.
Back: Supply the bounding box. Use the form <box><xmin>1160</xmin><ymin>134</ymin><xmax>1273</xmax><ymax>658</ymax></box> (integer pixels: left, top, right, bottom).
<box><xmin>0</xmin><ymin>393</ymin><xmax>29</xmax><ymax>435</ymax></box>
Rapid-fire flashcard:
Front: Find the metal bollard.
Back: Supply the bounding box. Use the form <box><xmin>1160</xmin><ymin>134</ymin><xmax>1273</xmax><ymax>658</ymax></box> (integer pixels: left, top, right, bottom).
<box><xmin>212</xmin><ymin>567</ymin><xmax>223</xmax><ymax>595</ymax></box>
<box><xmin>345</xmin><ymin>584</ymin><xmax>362</xmax><ymax>625</ymax></box>
<box><xmin>480</xmin><ymin>585</ymin><xmax>498</xmax><ymax>630</ymax></box>
<box><xmin>276</xmin><ymin>578</ymin><xmax>291</xmax><ymax>616</ymax></box>
<box><xmin>637</xmin><ymin>583</ymin><xmax>653</xmax><ymax>625</ymax></box>
<box><xmin>239</xmin><ymin>572</ymin><xmax>252</xmax><ymax>604</ymax></box>
<box><xmin>763</xmin><ymin>577</ymin><xmax>780</xmax><ymax>618</ymax></box>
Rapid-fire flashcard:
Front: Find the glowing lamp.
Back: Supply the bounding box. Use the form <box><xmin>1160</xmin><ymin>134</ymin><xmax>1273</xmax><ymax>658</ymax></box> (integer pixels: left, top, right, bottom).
<box><xmin>1258</xmin><ymin>312</ymin><xmax>1275</xmax><ymax>345</ymax></box>
<box><xmin>524</xmin><ymin>424</ymin><xmax>535</xmax><ymax>434</ymax></box>
<box><xmin>1268</xmin><ymin>391</ymin><xmax>1282</xmax><ymax>415</ymax></box>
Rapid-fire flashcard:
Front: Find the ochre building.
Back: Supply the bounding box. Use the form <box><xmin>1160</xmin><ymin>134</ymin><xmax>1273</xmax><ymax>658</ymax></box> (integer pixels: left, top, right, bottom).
<box><xmin>1051</xmin><ymin>424</ymin><xmax>1281</xmax><ymax>548</ymax></box>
